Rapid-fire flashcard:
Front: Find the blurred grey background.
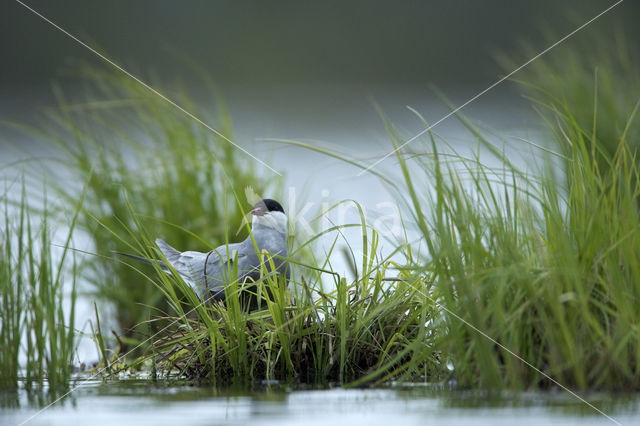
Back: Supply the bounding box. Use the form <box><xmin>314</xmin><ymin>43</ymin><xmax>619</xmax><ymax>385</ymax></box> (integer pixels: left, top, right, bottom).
<box><xmin>2</xmin><ymin>0</ymin><xmax>637</xmax><ymax>93</ymax></box>
<box><xmin>1</xmin><ymin>0</ymin><xmax>638</xmax><ymax>162</ymax></box>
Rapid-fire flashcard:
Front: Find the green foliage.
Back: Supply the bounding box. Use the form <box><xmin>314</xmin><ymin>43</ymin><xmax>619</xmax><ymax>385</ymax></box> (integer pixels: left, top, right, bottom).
<box><xmin>501</xmin><ymin>29</ymin><xmax>640</xmax><ymax>172</ymax></box>
<box><xmin>389</xmin><ymin>36</ymin><xmax>640</xmax><ymax>389</ymax></box>
<box><xmin>0</xmin><ymin>182</ymin><xmax>80</xmax><ymax>392</ymax></box>
<box><xmin>393</xmin><ymin>112</ymin><xmax>640</xmax><ymax>390</ymax></box>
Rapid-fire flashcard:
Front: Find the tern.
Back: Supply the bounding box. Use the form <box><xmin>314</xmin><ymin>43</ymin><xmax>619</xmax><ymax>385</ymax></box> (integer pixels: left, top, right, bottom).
<box><xmin>118</xmin><ymin>199</ymin><xmax>289</xmax><ymax>307</ymax></box>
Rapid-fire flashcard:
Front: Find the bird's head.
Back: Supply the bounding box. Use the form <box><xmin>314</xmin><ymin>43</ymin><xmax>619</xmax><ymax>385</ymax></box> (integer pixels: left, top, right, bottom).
<box><xmin>250</xmin><ymin>199</ymin><xmax>287</xmax><ymax>233</ymax></box>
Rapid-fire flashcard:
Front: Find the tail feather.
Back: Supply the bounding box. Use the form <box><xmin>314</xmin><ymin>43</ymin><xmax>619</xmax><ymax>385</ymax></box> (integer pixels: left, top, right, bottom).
<box><xmin>114</xmin><ymin>251</ymin><xmax>168</xmax><ymax>271</ymax></box>
<box><xmin>155</xmin><ymin>238</ymin><xmax>181</xmax><ymax>263</ymax></box>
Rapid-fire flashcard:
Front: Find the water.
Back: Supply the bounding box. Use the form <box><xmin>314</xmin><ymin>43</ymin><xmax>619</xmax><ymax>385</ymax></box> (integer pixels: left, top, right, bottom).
<box><xmin>2</xmin><ymin>382</ymin><xmax>638</xmax><ymax>425</ymax></box>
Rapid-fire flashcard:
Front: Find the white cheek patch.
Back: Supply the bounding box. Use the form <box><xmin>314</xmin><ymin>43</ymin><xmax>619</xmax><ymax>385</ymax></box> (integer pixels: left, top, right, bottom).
<box><xmin>266</xmin><ymin>213</ymin><xmax>288</xmax><ymax>233</ymax></box>
<box><xmin>252</xmin><ymin>212</ymin><xmax>288</xmax><ymax>234</ymax></box>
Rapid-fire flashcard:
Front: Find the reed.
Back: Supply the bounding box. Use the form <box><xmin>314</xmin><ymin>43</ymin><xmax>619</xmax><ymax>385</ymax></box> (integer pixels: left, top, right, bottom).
<box><xmin>394</xmin><ymin>105</ymin><xmax>639</xmax><ymax>390</ymax></box>
<box><xmin>0</xmin><ymin>181</ymin><xmax>81</xmax><ymax>392</ymax></box>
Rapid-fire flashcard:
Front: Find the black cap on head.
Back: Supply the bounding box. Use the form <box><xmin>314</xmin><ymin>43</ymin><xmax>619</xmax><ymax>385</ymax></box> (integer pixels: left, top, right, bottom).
<box><xmin>254</xmin><ymin>199</ymin><xmax>285</xmax><ymax>214</ymax></box>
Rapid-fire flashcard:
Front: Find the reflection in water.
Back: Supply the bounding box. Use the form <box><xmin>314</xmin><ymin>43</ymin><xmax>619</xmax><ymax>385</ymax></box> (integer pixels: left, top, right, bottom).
<box><xmin>0</xmin><ymin>381</ymin><xmax>79</xmax><ymax>411</ymax></box>
<box><xmin>1</xmin><ymin>381</ymin><xmax>639</xmax><ymax>425</ymax></box>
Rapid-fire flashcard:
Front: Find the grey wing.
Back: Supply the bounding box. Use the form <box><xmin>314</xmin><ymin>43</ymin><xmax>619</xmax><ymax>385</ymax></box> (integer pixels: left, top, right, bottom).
<box><xmin>201</xmin><ymin>243</ymin><xmax>246</xmax><ymax>292</ymax></box>
<box><xmin>233</xmin><ymin>237</ymin><xmax>289</xmax><ymax>283</ymax></box>
<box><xmin>156</xmin><ymin>239</ymin><xmax>207</xmax><ymax>290</ymax></box>
<box><xmin>156</xmin><ymin>238</ymin><xmax>251</xmax><ymax>299</ymax></box>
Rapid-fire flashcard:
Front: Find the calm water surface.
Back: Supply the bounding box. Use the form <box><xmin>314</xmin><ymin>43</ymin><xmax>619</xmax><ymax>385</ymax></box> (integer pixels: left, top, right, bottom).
<box><xmin>1</xmin><ymin>382</ymin><xmax>638</xmax><ymax>426</ymax></box>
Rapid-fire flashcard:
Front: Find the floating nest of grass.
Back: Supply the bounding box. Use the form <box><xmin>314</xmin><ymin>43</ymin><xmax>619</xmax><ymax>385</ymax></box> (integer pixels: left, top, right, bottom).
<box><xmin>145</xmin><ymin>277</ymin><xmax>444</xmax><ymax>385</ymax></box>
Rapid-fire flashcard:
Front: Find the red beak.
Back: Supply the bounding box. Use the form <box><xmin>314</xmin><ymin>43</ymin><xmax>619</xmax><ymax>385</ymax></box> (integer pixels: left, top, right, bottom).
<box><xmin>251</xmin><ymin>207</ymin><xmax>266</xmax><ymax>216</ymax></box>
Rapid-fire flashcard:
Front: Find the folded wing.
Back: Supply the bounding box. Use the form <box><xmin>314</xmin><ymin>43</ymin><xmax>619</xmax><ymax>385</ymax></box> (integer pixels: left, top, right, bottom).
<box><xmin>155</xmin><ymin>238</ymin><xmax>246</xmax><ymax>299</ymax></box>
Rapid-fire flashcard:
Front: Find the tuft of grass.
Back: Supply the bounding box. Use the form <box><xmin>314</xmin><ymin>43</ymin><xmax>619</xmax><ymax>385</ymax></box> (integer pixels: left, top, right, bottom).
<box><xmin>388</xmin><ymin>31</ymin><xmax>640</xmax><ymax>389</ymax></box>
<box><xmin>103</xmin><ymin>196</ymin><xmax>444</xmax><ymax>386</ymax></box>
<box><xmin>266</xmin><ymin>32</ymin><xmax>640</xmax><ymax>391</ymax></box>
<box><xmin>391</xmin><ymin>111</ymin><xmax>640</xmax><ymax>390</ymax></box>
<box><xmin>0</xmin><ymin>180</ymin><xmax>81</xmax><ymax>393</ymax></box>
